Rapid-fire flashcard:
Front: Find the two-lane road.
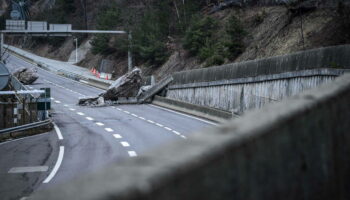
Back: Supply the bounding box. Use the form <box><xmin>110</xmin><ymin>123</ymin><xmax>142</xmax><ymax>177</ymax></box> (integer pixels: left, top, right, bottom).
<box><xmin>0</xmin><ymin>53</ymin><xmax>214</xmax><ymax>199</ymax></box>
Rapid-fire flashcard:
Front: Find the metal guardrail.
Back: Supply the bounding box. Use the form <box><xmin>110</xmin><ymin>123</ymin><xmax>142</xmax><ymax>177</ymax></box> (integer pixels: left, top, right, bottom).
<box><xmin>0</xmin><ymin>119</ymin><xmax>52</xmax><ymax>135</ymax></box>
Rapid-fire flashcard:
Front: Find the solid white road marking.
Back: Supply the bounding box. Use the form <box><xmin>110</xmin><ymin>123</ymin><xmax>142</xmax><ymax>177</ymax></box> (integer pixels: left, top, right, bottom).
<box><xmin>149</xmin><ymin>104</ymin><xmax>217</xmax><ymax>125</ymax></box>
<box><xmin>113</xmin><ymin>134</ymin><xmax>122</xmax><ymax>139</ymax></box>
<box><xmin>128</xmin><ymin>151</ymin><xmax>137</xmax><ymax>157</ymax></box>
<box><xmin>120</xmin><ymin>141</ymin><xmax>130</xmax><ymax>147</ymax></box>
<box><xmin>8</xmin><ymin>166</ymin><xmax>48</xmax><ymax>173</ymax></box>
<box><xmin>96</xmin><ymin>122</ymin><xmax>104</xmax><ymax>126</ymax></box>
<box><xmin>86</xmin><ymin>117</ymin><xmax>94</xmax><ymax>121</ymax></box>
<box><xmin>43</xmin><ymin>146</ymin><xmax>64</xmax><ymax>183</ymax></box>
<box><xmin>77</xmin><ymin>112</ymin><xmax>85</xmax><ymax>116</ymax></box>
<box><xmin>105</xmin><ymin>128</ymin><xmax>113</xmax><ymax>132</ymax></box>
<box><xmin>53</xmin><ymin>122</ymin><xmax>63</xmax><ymax>140</ymax></box>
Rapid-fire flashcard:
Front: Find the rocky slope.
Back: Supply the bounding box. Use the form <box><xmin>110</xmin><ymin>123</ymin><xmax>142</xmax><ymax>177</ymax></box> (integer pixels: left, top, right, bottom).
<box><xmin>4</xmin><ymin>0</ymin><xmax>350</xmax><ymax>80</ymax></box>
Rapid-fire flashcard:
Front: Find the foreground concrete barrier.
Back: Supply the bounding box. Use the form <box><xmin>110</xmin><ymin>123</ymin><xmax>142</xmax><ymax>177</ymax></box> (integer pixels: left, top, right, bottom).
<box><xmin>31</xmin><ymin>73</ymin><xmax>350</xmax><ymax>200</ymax></box>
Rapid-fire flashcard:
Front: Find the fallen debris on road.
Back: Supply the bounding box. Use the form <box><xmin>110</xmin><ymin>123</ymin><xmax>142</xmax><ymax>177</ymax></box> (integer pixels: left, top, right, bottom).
<box><xmin>78</xmin><ymin>68</ymin><xmax>143</xmax><ymax>106</ymax></box>
<box><xmin>12</xmin><ymin>67</ymin><xmax>39</xmax><ymax>85</ymax></box>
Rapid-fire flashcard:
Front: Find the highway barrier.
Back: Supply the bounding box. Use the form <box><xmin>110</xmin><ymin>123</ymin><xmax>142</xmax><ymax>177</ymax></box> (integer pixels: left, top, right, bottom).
<box><xmin>167</xmin><ymin>45</ymin><xmax>350</xmax><ymax>114</ymax></box>
<box><xmin>31</xmin><ymin>72</ymin><xmax>350</xmax><ymax>200</ymax></box>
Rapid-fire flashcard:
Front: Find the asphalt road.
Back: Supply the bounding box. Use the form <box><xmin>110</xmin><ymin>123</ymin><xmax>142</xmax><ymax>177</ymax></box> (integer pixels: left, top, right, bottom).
<box><xmin>0</xmin><ymin>53</ymin><xmax>214</xmax><ymax>200</ymax></box>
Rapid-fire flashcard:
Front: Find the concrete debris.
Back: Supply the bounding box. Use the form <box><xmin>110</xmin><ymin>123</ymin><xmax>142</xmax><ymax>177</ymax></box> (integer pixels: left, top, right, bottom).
<box><xmin>102</xmin><ymin>68</ymin><xmax>142</xmax><ymax>100</ymax></box>
<box><xmin>78</xmin><ymin>96</ymin><xmax>106</xmax><ymax>106</ymax></box>
<box><xmin>12</xmin><ymin>67</ymin><xmax>39</xmax><ymax>85</ymax></box>
<box><xmin>78</xmin><ymin>68</ymin><xmax>143</xmax><ymax>106</ymax></box>
<box><xmin>137</xmin><ymin>85</ymin><xmax>152</xmax><ymax>98</ymax></box>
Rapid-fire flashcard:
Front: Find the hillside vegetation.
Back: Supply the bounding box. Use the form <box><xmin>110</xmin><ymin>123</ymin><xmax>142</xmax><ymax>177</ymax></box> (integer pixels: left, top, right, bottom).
<box><xmin>3</xmin><ymin>0</ymin><xmax>350</xmax><ymax>79</ymax></box>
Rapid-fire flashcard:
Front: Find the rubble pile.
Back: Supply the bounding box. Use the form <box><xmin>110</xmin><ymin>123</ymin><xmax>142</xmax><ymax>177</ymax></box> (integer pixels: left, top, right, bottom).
<box><xmin>13</xmin><ymin>67</ymin><xmax>39</xmax><ymax>85</ymax></box>
<box><xmin>78</xmin><ymin>68</ymin><xmax>143</xmax><ymax>106</ymax></box>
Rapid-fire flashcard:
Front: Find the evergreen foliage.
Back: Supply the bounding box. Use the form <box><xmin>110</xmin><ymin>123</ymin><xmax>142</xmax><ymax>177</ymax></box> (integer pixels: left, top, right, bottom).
<box><xmin>184</xmin><ymin>16</ymin><xmax>217</xmax><ymax>56</ymax></box>
<box><xmin>225</xmin><ymin>15</ymin><xmax>247</xmax><ymax>59</ymax></box>
<box><xmin>91</xmin><ymin>3</ymin><xmax>121</xmax><ymax>55</ymax></box>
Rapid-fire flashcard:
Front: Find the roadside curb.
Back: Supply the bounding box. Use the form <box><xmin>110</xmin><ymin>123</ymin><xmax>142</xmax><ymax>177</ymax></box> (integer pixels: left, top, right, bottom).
<box><xmin>152</xmin><ymin>96</ymin><xmax>235</xmax><ymax>123</ymax></box>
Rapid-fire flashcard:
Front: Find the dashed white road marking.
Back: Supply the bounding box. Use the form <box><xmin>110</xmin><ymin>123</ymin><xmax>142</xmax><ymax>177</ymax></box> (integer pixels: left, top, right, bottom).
<box><xmin>147</xmin><ymin>120</ymin><xmax>154</xmax><ymax>124</ymax></box>
<box><xmin>128</xmin><ymin>151</ymin><xmax>137</xmax><ymax>157</ymax></box>
<box><xmin>8</xmin><ymin>166</ymin><xmax>48</xmax><ymax>173</ymax></box>
<box><xmin>131</xmin><ymin>114</ymin><xmax>138</xmax><ymax>117</ymax></box>
<box><xmin>77</xmin><ymin>112</ymin><xmax>85</xmax><ymax>116</ymax></box>
<box><xmin>156</xmin><ymin>123</ymin><xmax>164</xmax><ymax>127</ymax></box>
<box><xmin>43</xmin><ymin>146</ymin><xmax>64</xmax><ymax>183</ymax></box>
<box><xmin>69</xmin><ymin>108</ymin><xmax>76</xmax><ymax>111</ymax></box>
<box><xmin>86</xmin><ymin>117</ymin><xmax>94</xmax><ymax>121</ymax></box>
<box><xmin>64</xmin><ymin>104</ymin><xmax>69</xmax><ymax>107</ymax></box>
<box><xmin>138</xmin><ymin>117</ymin><xmax>145</xmax><ymax>120</ymax></box>
<box><xmin>124</xmin><ymin>111</ymin><xmax>130</xmax><ymax>114</ymax></box>
<box><xmin>173</xmin><ymin>131</ymin><xmax>181</xmax><ymax>135</ymax></box>
<box><xmin>113</xmin><ymin>134</ymin><xmax>122</xmax><ymax>139</ymax></box>
<box><xmin>50</xmin><ymin>97</ymin><xmax>54</xmax><ymax>100</ymax></box>
<box><xmin>181</xmin><ymin>135</ymin><xmax>187</xmax><ymax>139</ymax></box>
<box><xmin>54</xmin><ymin>100</ymin><xmax>61</xmax><ymax>104</ymax></box>
<box><xmin>120</xmin><ymin>141</ymin><xmax>130</xmax><ymax>147</ymax></box>
<box><xmin>96</xmin><ymin>122</ymin><xmax>104</xmax><ymax>126</ymax></box>
<box><xmin>164</xmin><ymin>127</ymin><xmax>172</xmax><ymax>131</ymax></box>
<box><xmin>116</xmin><ymin>108</ymin><xmax>122</xmax><ymax>111</ymax></box>
<box><xmin>53</xmin><ymin>122</ymin><xmax>63</xmax><ymax>140</ymax></box>
<box><xmin>105</xmin><ymin>128</ymin><xmax>113</xmax><ymax>132</ymax></box>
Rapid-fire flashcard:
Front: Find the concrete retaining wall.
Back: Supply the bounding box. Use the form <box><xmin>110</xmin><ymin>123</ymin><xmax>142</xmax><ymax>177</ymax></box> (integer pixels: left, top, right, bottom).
<box><xmin>168</xmin><ymin>45</ymin><xmax>350</xmax><ymax>114</ymax></box>
<box><xmin>31</xmin><ymin>73</ymin><xmax>350</xmax><ymax>200</ymax></box>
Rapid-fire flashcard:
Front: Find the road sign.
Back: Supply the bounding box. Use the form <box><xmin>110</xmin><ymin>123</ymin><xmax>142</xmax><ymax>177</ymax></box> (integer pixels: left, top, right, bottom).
<box><xmin>49</xmin><ymin>24</ymin><xmax>72</xmax><ymax>32</ymax></box>
<box><xmin>10</xmin><ymin>10</ymin><xmax>21</xmax><ymax>20</ymax></box>
<box><xmin>27</xmin><ymin>21</ymin><xmax>48</xmax><ymax>31</ymax></box>
<box><xmin>6</xmin><ymin>20</ymin><xmax>25</xmax><ymax>30</ymax></box>
<box><xmin>37</xmin><ymin>88</ymin><xmax>51</xmax><ymax>110</ymax></box>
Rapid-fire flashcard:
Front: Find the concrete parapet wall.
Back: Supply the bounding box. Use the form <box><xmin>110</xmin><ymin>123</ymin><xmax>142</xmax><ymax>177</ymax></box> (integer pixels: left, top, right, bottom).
<box><xmin>168</xmin><ymin>45</ymin><xmax>350</xmax><ymax>113</ymax></box>
<box><xmin>31</xmin><ymin>73</ymin><xmax>350</xmax><ymax>200</ymax></box>
<box><xmin>171</xmin><ymin>45</ymin><xmax>350</xmax><ymax>86</ymax></box>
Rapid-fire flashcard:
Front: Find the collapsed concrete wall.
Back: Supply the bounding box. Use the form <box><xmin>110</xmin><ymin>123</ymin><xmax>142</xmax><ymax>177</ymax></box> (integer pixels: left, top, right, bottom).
<box><xmin>167</xmin><ymin>45</ymin><xmax>350</xmax><ymax>114</ymax></box>
<box><xmin>31</xmin><ymin>73</ymin><xmax>350</xmax><ymax>200</ymax></box>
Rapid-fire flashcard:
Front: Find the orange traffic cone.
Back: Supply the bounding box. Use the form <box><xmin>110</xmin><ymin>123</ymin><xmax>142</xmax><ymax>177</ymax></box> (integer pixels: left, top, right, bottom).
<box><xmin>92</xmin><ymin>68</ymin><xmax>96</xmax><ymax>75</ymax></box>
<box><xmin>97</xmin><ymin>72</ymin><xmax>100</xmax><ymax>78</ymax></box>
<box><xmin>105</xmin><ymin>75</ymin><xmax>109</xmax><ymax>80</ymax></box>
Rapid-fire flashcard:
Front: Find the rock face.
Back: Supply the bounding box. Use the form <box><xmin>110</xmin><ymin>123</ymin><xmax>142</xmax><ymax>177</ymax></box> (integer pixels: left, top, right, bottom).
<box><xmin>102</xmin><ymin>68</ymin><xmax>142</xmax><ymax>100</ymax></box>
<box><xmin>13</xmin><ymin>67</ymin><xmax>39</xmax><ymax>85</ymax></box>
<box><xmin>78</xmin><ymin>68</ymin><xmax>143</xmax><ymax>106</ymax></box>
